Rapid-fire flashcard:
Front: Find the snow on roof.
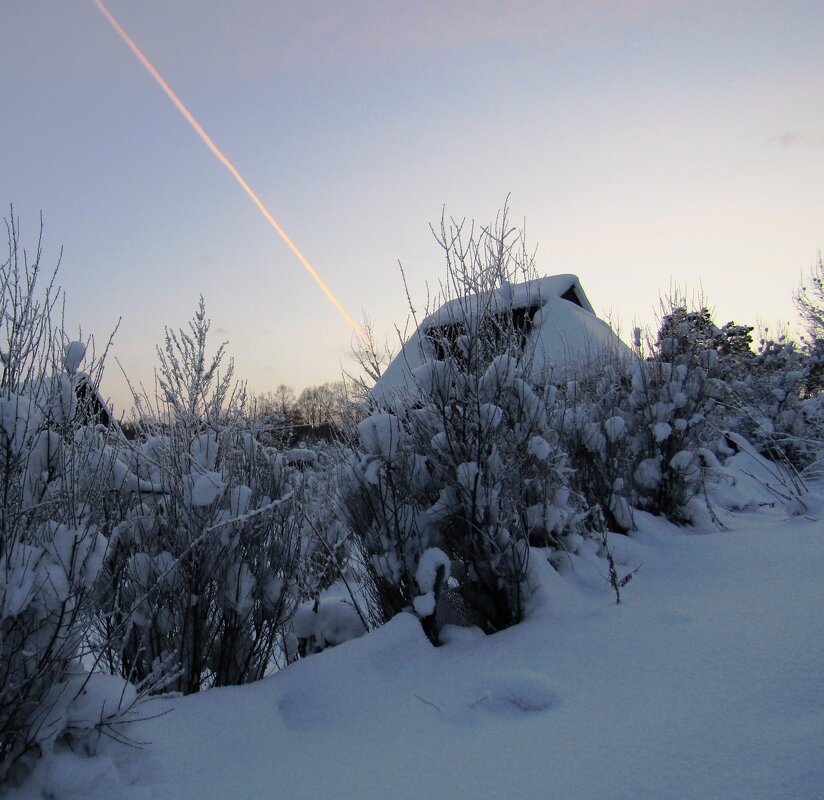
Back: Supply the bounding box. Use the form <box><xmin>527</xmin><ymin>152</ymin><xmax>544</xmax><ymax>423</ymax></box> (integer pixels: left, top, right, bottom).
<box><xmin>372</xmin><ymin>274</ymin><xmax>630</xmax><ymax>405</ymax></box>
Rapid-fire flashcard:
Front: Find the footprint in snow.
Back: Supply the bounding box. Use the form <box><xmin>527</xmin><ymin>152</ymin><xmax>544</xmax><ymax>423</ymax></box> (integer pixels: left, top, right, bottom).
<box><xmin>467</xmin><ymin>669</ymin><xmax>556</xmax><ymax>716</ymax></box>
<box><xmin>278</xmin><ymin>685</ymin><xmax>339</xmax><ymax>731</ymax></box>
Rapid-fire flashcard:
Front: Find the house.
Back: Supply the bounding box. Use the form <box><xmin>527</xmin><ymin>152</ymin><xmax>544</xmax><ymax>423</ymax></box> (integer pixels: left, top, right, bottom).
<box><xmin>74</xmin><ymin>372</ymin><xmax>119</xmax><ymax>430</ymax></box>
<box><xmin>371</xmin><ymin>274</ymin><xmax>630</xmax><ymax>405</ymax></box>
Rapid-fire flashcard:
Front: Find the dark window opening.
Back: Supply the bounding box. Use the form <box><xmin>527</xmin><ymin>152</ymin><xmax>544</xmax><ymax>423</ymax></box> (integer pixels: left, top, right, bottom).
<box><xmin>426</xmin><ymin>303</ymin><xmax>542</xmax><ymax>363</ymax></box>
<box><xmin>75</xmin><ymin>375</ymin><xmax>113</xmax><ymax>428</ymax></box>
<box><xmin>560</xmin><ymin>285</ymin><xmax>583</xmax><ymax>308</ymax></box>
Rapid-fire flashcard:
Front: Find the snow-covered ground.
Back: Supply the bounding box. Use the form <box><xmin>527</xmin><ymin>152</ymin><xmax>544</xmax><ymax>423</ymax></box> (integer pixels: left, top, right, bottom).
<box><xmin>11</xmin><ymin>460</ymin><xmax>824</xmax><ymax>800</ymax></box>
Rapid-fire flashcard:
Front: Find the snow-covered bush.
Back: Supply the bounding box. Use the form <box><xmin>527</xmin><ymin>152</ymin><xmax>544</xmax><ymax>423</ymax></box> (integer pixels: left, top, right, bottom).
<box><xmin>640</xmin><ymin>296</ymin><xmax>823</xmax><ymax>501</ymax></box>
<box><xmin>655</xmin><ymin>305</ymin><xmax>754</xmax><ymax>368</ymax></box>
<box><xmin>292</xmin><ymin>592</ymin><xmax>367</xmax><ymax>658</ymax></box>
<box><xmin>339</xmin><ymin>209</ymin><xmax>580</xmax><ymax>638</ymax></box>
<box><xmin>0</xmin><ymin>215</ymin><xmax>128</xmax><ymax>780</ymax></box>
<box><xmin>285</xmin><ymin>440</ymin><xmax>370</xmax><ymax>659</ymax></box>
<box><xmin>724</xmin><ymin>332</ymin><xmax>824</xmax><ymax>475</ymax></box>
<box><xmin>589</xmin><ymin>300</ymin><xmax>750</xmax><ymax>523</ymax></box>
<box><xmin>652</xmin><ymin>296</ymin><xmax>824</xmax><ymax>477</ymax></box>
<box><xmin>96</xmin><ymin>300</ymin><xmax>301</xmax><ymax>693</ymax></box>
<box><xmin>555</xmin><ymin>361</ymin><xmax>636</xmax><ymax>531</ymax></box>
<box><xmin>288</xmin><ymin>443</ymin><xmax>350</xmax><ymax>600</ymax></box>
<box><xmin>794</xmin><ymin>253</ymin><xmax>824</xmax><ymax>344</ymax></box>
<box><xmin>621</xmin><ymin>356</ymin><xmax>715</xmax><ymax>521</ymax></box>
<box><xmin>556</xmin><ymin>341</ymin><xmax>718</xmax><ymax>528</ymax></box>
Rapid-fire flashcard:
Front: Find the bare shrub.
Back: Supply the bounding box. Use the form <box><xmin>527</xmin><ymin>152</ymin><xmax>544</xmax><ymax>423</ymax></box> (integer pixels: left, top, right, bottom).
<box><xmin>338</xmin><ymin>206</ymin><xmax>580</xmax><ymax>639</ymax></box>
<box><xmin>96</xmin><ymin>299</ymin><xmax>301</xmax><ymax>693</ymax></box>
<box><xmin>794</xmin><ymin>253</ymin><xmax>824</xmax><ymax>343</ymax></box>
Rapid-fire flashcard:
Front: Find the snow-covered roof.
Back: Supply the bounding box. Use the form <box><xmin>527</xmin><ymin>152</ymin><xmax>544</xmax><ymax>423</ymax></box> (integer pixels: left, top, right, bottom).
<box><xmin>372</xmin><ymin>274</ymin><xmax>630</xmax><ymax>404</ymax></box>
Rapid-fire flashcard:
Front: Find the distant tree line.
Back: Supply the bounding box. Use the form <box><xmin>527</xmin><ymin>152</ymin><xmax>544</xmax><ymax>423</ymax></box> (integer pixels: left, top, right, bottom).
<box><xmin>253</xmin><ymin>382</ymin><xmax>350</xmax><ymax>437</ymax></box>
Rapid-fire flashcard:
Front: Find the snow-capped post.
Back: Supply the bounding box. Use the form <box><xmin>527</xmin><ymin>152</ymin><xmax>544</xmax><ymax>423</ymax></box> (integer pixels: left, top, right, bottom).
<box><xmin>412</xmin><ymin>547</ymin><xmax>451</xmax><ymax>643</ymax></box>
<box><xmin>63</xmin><ymin>340</ymin><xmax>86</xmax><ymax>375</ymax></box>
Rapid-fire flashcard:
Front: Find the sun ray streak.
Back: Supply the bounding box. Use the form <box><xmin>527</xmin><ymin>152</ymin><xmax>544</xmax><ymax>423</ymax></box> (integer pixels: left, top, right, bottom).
<box><xmin>92</xmin><ymin>0</ymin><xmax>368</xmax><ymax>345</ymax></box>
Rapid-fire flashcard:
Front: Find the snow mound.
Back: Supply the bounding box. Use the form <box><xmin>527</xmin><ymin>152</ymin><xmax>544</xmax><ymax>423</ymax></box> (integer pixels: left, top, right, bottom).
<box><xmin>187</xmin><ymin>471</ymin><xmax>225</xmax><ymax>507</ymax></box>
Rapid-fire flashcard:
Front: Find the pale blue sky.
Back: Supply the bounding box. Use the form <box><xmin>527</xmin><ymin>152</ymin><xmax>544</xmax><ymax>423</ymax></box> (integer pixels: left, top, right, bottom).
<box><xmin>2</xmin><ymin>1</ymin><xmax>823</xmax><ymax>413</ymax></box>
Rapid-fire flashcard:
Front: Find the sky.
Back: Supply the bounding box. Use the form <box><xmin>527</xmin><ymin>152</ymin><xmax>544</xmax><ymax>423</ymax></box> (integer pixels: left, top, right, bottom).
<box><xmin>2</xmin><ymin>1</ymin><xmax>823</xmax><ymax>415</ymax></box>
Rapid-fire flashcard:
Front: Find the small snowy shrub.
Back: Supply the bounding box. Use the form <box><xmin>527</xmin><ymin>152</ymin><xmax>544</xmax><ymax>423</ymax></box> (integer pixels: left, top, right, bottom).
<box><xmin>620</xmin><ymin>356</ymin><xmax>715</xmax><ymax>522</ymax></box>
<box><xmin>293</xmin><ymin>443</ymin><xmax>353</xmax><ymax>602</ymax></box>
<box><xmin>292</xmin><ymin>595</ymin><xmax>367</xmax><ymax>658</ymax></box>
<box><xmin>97</xmin><ymin>300</ymin><xmax>301</xmax><ymax>693</ymax></box>
<box><xmin>337</xmin><ymin>407</ymin><xmax>433</xmax><ymax>624</ymax></box>
<box><xmin>556</xmin><ymin>361</ymin><xmax>636</xmax><ymax>531</ymax></box>
<box><xmin>289</xmin><ymin>443</ymin><xmax>369</xmax><ymax>659</ymax></box>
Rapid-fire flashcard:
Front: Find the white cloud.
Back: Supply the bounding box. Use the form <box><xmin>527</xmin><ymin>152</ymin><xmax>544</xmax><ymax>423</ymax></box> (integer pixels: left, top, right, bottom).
<box><xmin>768</xmin><ymin>132</ymin><xmax>824</xmax><ymax>148</ymax></box>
